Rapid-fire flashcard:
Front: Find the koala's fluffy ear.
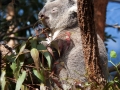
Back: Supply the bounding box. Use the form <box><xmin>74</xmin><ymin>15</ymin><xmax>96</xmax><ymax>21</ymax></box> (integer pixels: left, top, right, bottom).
<box><xmin>68</xmin><ymin>0</ymin><xmax>77</xmax><ymax>12</ymax></box>
<box><xmin>68</xmin><ymin>1</ymin><xmax>77</xmax><ymax>13</ymax></box>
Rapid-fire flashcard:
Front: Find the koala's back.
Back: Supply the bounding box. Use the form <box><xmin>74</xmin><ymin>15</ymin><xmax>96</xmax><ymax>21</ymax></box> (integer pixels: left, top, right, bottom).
<box><xmin>54</xmin><ymin>27</ymin><xmax>108</xmax><ymax>89</ymax></box>
<box><xmin>58</xmin><ymin>27</ymin><xmax>86</xmax><ymax>81</ymax></box>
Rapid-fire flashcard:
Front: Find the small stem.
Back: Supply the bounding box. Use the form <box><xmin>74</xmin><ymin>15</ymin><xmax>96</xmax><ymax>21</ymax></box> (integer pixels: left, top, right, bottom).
<box><xmin>109</xmin><ymin>60</ymin><xmax>120</xmax><ymax>75</ymax></box>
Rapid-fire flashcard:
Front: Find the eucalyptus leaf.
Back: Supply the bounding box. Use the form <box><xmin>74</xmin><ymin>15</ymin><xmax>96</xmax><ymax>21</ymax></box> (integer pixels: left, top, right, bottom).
<box><xmin>33</xmin><ymin>69</ymin><xmax>45</xmax><ymax>83</ymax></box>
<box><xmin>0</xmin><ymin>70</ymin><xmax>6</xmax><ymax>90</ymax></box>
<box><xmin>10</xmin><ymin>60</ymin><xmax>22</xmax><ymax>79</ymax></box>
<box><xmin>19</xmin><ymin>41</ymin><xmax>27</xmax><ymax>54</ymax></box>
<box><xmin>30</xmin><ymin>48</ymin><xmax>40</xmax><ymax>72</ymax></box>
<box><xmin>110</xmin><ymin>50</ymin><xmax>117</xmax><ymax>58</ymax></box>
<box><xmin>104</xmin><ymin>81</ymin><xmax>114</xmax><ymax>90</ymax></box>
<box><xmin>6</xmin><ymin>54</ymin><xmax>16</xmax><ymax>62</ymax></box>
<box><xmin>14</xmin><ymin>41</ymin><xmax>26</xmax><ymax>61</ymax></box>
<box><xmin>30</xmin><ymin>37</ymin><xmax>37</xmax><ymax>48</ymax></box>
<box><xmin>10</xmin><ymin>62</ymin><xmax>17</xmax><ymax>74</ymax></box>
<box><xmin>15</xmin><ymin>71</ymin><xmax>27</xmax><ymax>90</ymax></box>
<box><xmin>37</xmin><ymin>44</ymin><xmax>51</xmax><ymax>68</ymax></box>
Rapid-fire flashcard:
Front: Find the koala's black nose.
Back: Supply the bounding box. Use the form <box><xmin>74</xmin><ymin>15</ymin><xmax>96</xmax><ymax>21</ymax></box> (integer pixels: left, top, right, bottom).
<box><xmin>38</xmin><ymin>14</ymin><xmax>45</xmax><ymax>20</ymax></box>
<box><xmin>38</xmin><ymin>8</ymin><xmax>46</xmax><ymax>19</ymax></box>
<box><xmin>38</xmin><ymin>13</ymin><xmax>49</xmax><ymax>20</ymax></box>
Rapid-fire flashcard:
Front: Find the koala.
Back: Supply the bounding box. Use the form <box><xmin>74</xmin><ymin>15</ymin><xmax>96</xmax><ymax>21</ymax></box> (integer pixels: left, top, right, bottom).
<box><xmin>38</xmin><ymin>0</ymin><xmax>108</xmax><ymax>89</ymax></box>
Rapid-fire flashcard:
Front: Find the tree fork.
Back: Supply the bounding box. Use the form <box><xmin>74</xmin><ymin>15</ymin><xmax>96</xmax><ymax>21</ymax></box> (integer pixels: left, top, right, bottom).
<box><xmin>77</xmin><ymin>0</ymin><xmax>106</xmax><ymax>85</ymax></box>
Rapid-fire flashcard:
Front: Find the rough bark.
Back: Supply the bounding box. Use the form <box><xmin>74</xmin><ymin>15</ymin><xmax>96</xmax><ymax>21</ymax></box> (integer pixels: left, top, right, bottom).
<box><xmin>94</xmin><ymin>0</ymin><xmax>108</xmax><ymax>40</ymax></box>
<box><xmin>77</xmin><ymin>0</ymin><xmax>106</xmax><ymax>85</ymax></box>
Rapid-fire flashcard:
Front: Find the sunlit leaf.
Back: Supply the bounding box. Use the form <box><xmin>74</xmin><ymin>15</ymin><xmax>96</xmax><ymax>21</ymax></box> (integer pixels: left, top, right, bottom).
<box><xmin>19</xmin><ymin>41</ymin><xmax>27</xmax><ymax>54</ymax></box>
<box><xmin>40</xmin><ymin>83</ymin><xmax>46</xmax><ymax>90</ymax></box>
<box><xmin>30</xmin><ymin>48</ymin><xmax>40</xmax><ymax>71</ymax></box>
<box><xmin>0</xmin><ymin>70</ymin><xmax>6</xmax><ymax>90</ymax></box>
<box><xmin>10</xmin><ymin>62</ymin><xmax>17</xmax><ymax>74</ymax></box>
<box><xmin>15</xmin><ymin>71</ymin><xmax>27</xmax><ymax>90</ymax></box>
<box><xmin>110</xmin><ymin>50</ymin><xmax>117</xmax><ymax>58</ymax></box>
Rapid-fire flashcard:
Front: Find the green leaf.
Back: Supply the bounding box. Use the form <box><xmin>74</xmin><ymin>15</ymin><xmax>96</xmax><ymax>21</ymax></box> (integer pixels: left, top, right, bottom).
<box><xmin>37</xmin><ymin>44</ymin><xmax>51</xmax><ymax>68</ymax></box>
<box><xmin>30</xmin><ymin>48</ymin><xmax>40</xmax><ymax>71</ymax></box>
<box><xmin>6</xmin><ymin>54</ymin><xmax>16</xmax><ymax>62</ymax></box>
<box><xmin>43</xmin><ymin>51</ymin><xmax>51</xmax><ymax>68</ymax></box>
<box><xmin>10</xmin><ymin>61</ymin><xmax>20</xmax><ymax>79</ymax></box>
<box><xmin>10</xmin><ymin>62</ymin><xmax>17</xmax><ymax>74</ymax></box>
<box><xmin>30</xmin><ymin>37</ymin><xmax>37</xmax><ymax>48</ymax></box>
<box><xmin>15</xmin><ymin>41</ymin><xmax>26</xmax><ymax>61</ymax></box>
<box><xmin>114</xmin><ymin>77</ymin><xmax>120</xmax><ymax>89</ymax></box>
<box><xmin>0</xmin><ymin>70</ymin><xmax>6</xmax><ymax>90</ymax></box>
<box><xmin>103</xmin><ymin>81</ymin><xmax>114</xmax><ymax>90</ymax></box>
<box><xmin>110</xmin><ymin>50</ymin><xmax>117</xmax><ymax>58</ymax></box>
<box><xmin>10</xmin><ymin>56</ymin><xmax>24</xmax><ymax>79</ymax></box>
<box><xmin>15</xmin><ymin>71</ymin><xmax>27</xmax><ymax>90</ymax></box>
<box><xmin>33</xmin><ymin>69</ymin><xmax>45</xmax><ymax>83</ymax></box>
<box><xmin>19</xmin><ymin>41</ymin><xmax>26</xmax><ymax>54</ymax></box>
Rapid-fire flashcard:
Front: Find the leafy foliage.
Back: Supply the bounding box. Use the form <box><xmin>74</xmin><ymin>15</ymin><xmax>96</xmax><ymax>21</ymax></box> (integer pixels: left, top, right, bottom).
<box><xmin>110</xmin><ymin>50</ymin><xmax>117</xmax><ymax>58</ymax></box>
<box><xmin>1</xmin><ymin>36</ymin><xmax>53</xmax><ymax>89</ymax></box>
<box><xmin>105</xmin><ymin>50</ymin><xmax>120</xmax><ymax>90</ymax></box>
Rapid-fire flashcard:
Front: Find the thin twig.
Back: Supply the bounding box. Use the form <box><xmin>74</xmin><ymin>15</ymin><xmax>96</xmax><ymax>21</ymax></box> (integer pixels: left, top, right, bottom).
<box><xmin>109</xmin><ymin>64</ymin><xmax>120</xmax><ymax>73</ymax></box>
<box><xmin>4</xmin><ymin>24</ymin><xmax>34</xmax><ymax>37</ymax></box>
<box><xmin>5</xmin><ymin>36</ymin><xmax>28</xmax><ymax>40</ymax></box>
<box><xmin>106</xmin><ymin>24</ymin><xmax>120</xmax><ymax>29</ymax></box>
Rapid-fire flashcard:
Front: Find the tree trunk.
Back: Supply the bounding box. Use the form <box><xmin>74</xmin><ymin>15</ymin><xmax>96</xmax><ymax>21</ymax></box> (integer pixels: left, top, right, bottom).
<box><xmin>77</xmin><ymin>0</ymin><xmax>106</xmax><ymax>85</ymax></box>
<box><xmin>94</xmin><ymin>0</ymin><xmax>108</xmax><ymax>40</ymax></box>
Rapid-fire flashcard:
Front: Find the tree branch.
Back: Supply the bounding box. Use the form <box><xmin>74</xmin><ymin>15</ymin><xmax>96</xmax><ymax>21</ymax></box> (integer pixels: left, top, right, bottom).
<box><xmin>6</xmin><ymin>37</ymin><xmax>28</xmax><ymax>40</ymax></box>
<box><xmin>7</xmin><ymin>24</ymin><xmax>34</xmax><ymax>35</ymax></box>
<box><xmin>0</xmin><ymin>24</ymin><xmax>34</xmax><ymax>39</ymax></box>
<box><xmin>109</xmin><ymin>64</ymin><xmax>120</xmax><ymax>73</ymax></box>
<box><xmin>106</xmin><ymin>24</ymin><xmax>120</xmax><ymax>29</ymax></box>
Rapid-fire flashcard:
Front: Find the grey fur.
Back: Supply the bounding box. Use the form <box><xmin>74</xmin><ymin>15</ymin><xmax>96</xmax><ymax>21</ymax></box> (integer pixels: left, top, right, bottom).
<box><xmin>38</xmin><ymin>0</ymin><xmax>77</xmax><ymax>31</ymax></box>
<box><xmin>38</xmin><ymin>0</ymin><xmax>108</xmax><ymax>89</ymax></box>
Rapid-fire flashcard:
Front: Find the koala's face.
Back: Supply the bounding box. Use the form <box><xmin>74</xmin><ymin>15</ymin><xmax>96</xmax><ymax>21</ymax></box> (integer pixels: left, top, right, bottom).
<box><xmin>38</xmin><ymin>0</ymin><xmax>77</xmax><ymax>30</ymax></box>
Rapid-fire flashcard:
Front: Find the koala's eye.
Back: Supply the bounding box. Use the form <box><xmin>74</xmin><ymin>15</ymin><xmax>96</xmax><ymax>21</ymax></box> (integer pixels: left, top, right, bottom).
<box><xmin>51</xmin><ymin>7</ymin><xmax>58</xmax><ymax>13</ymax></box>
